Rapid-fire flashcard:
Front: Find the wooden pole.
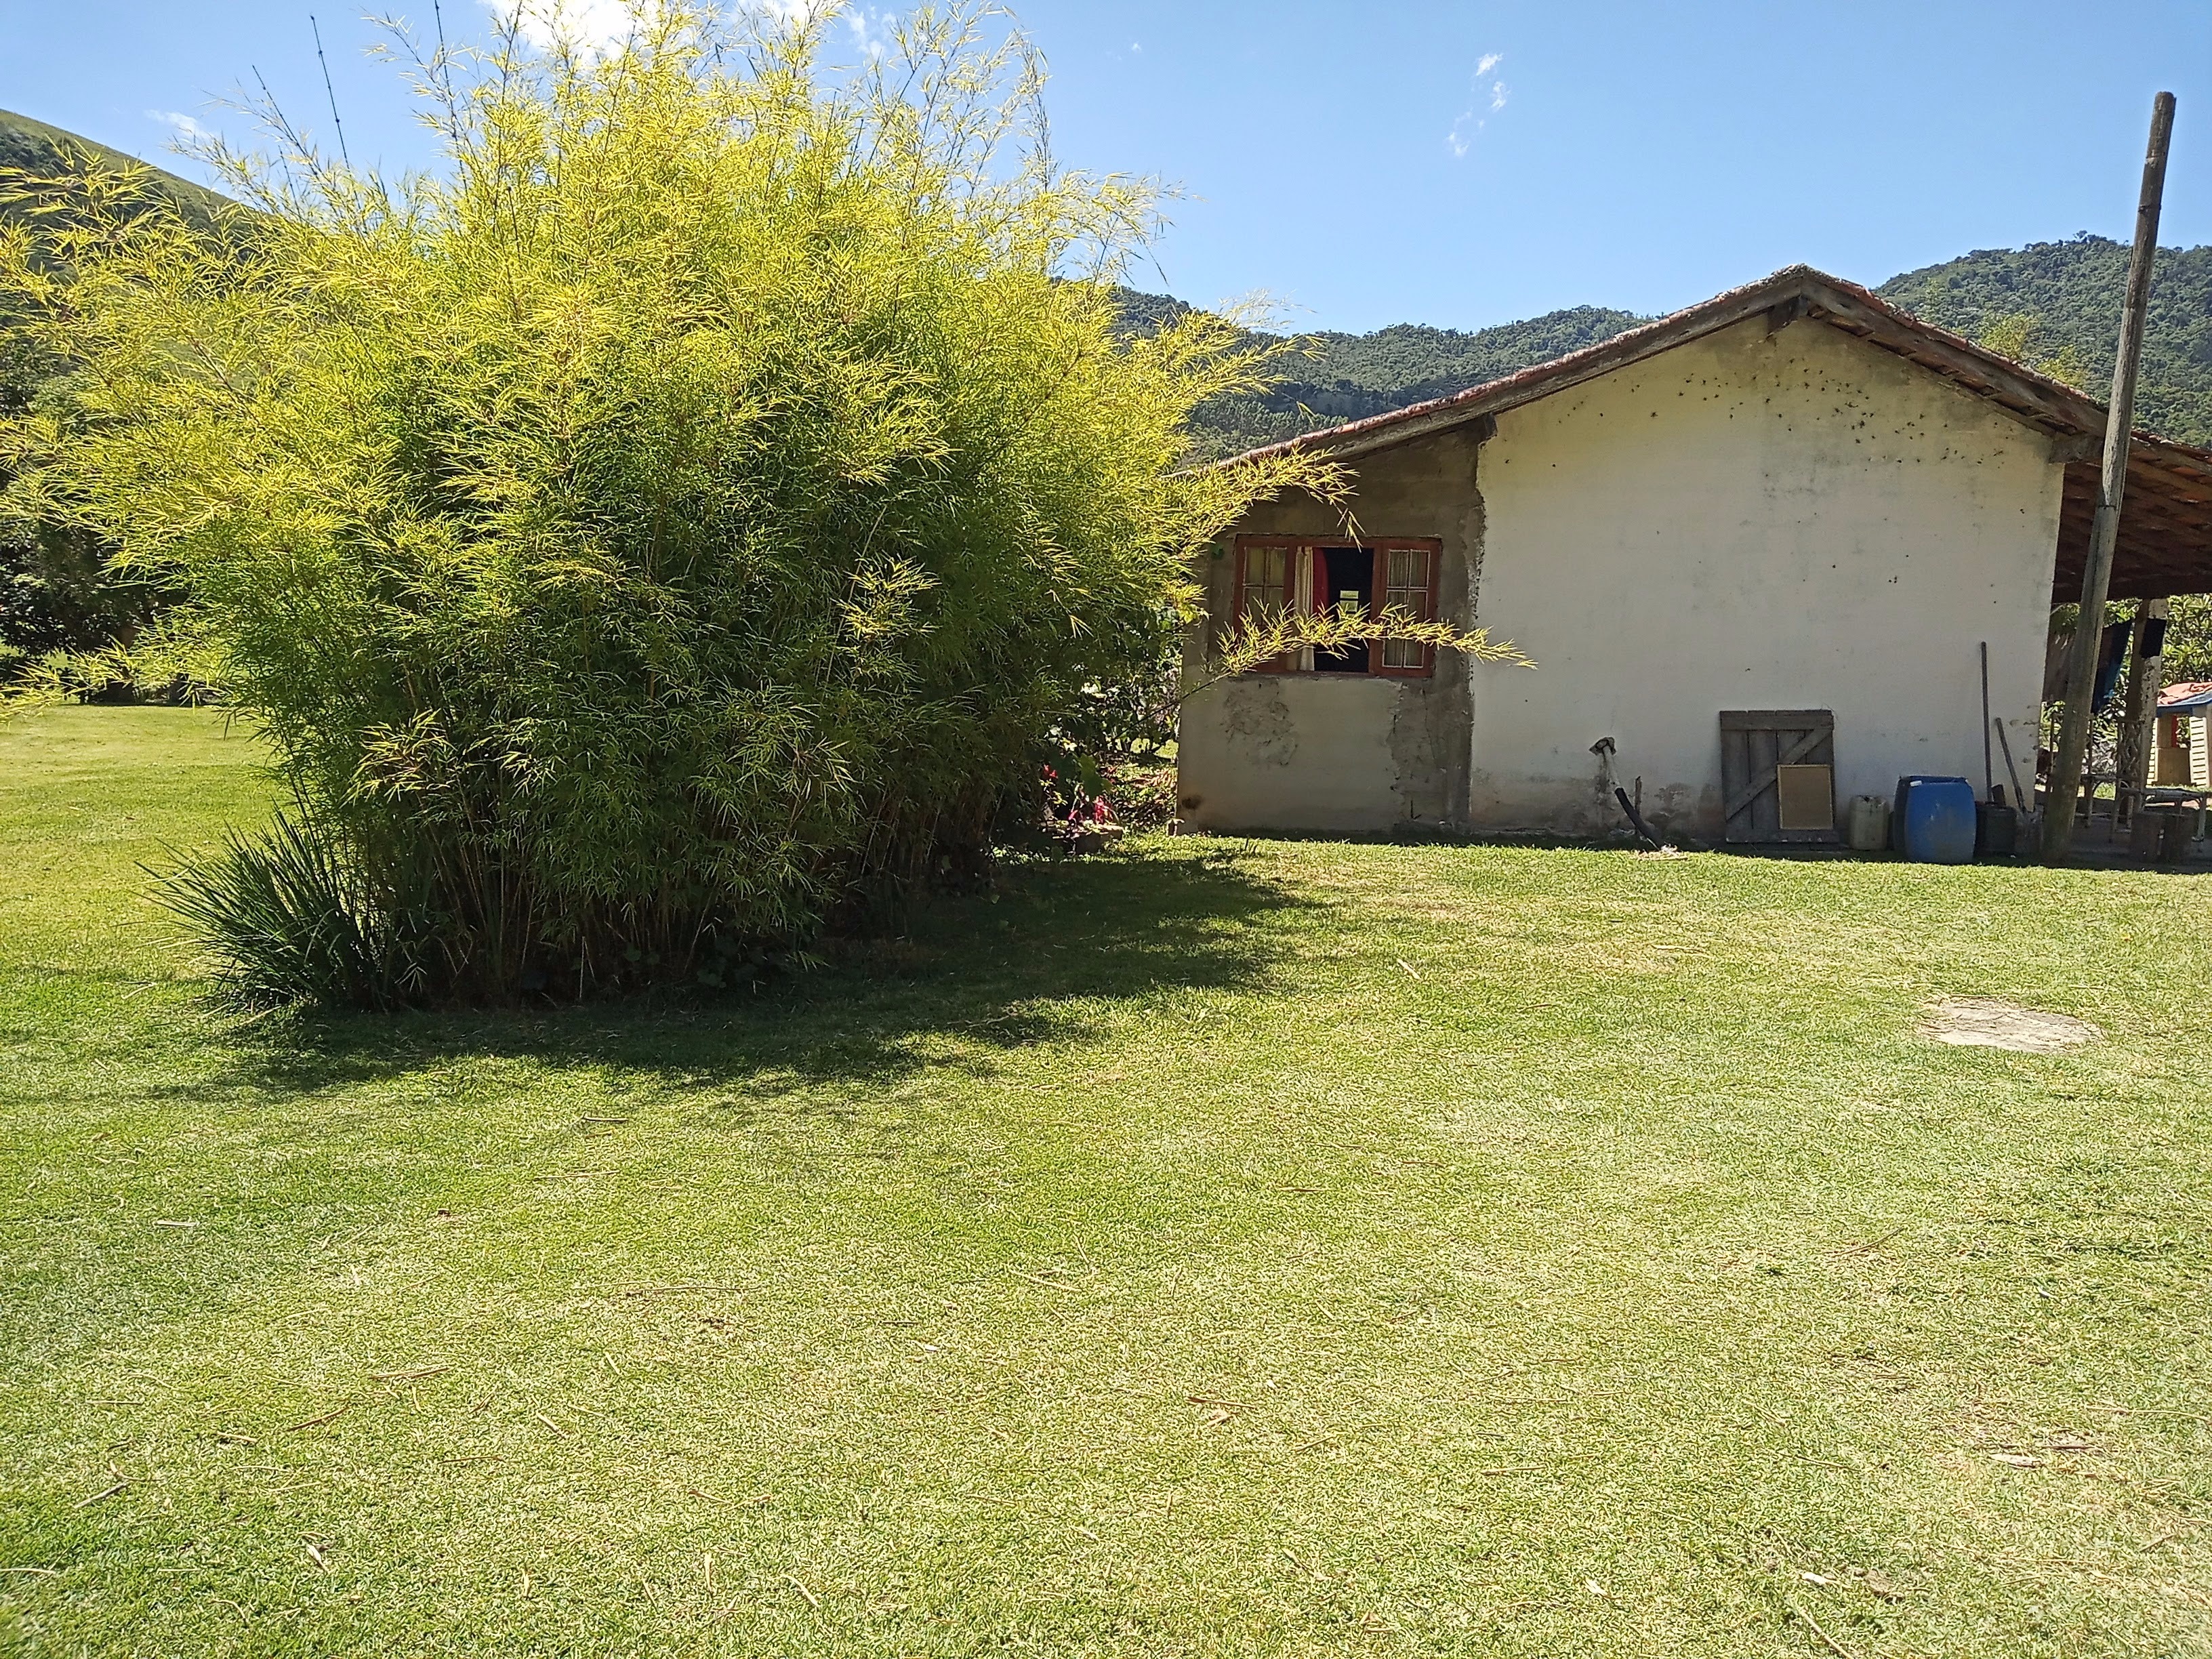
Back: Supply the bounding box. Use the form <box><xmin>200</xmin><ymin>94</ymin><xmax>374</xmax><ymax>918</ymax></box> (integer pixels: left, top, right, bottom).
<box><xmin>2114</xmin><ymin>596</ymin><xmax>2169</xmax><ymax>811</ymax></box>
<box><xmin>1980</xmin><ymin>640</ymin><xmax>1994</xmax><ymax>799</ymax></box>
<box><xmin>2043</xmin><ymin>90</ymin><xmax>2177</xmax><ymax>861</ymax></box>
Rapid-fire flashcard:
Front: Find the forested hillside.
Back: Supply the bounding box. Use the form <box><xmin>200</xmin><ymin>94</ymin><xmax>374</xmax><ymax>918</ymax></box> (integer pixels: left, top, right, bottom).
<box><xmin>1880</xmin><ymin>235</ymin><xmax>2212</xmax><ymax>446</ymax></box>
<box><xmin>1162</xmin><ymin>234</ymin><xmax>2212</xmax><ymax>457</ymax></box>
<box><xmin>1205</xmin><ymin>304</ymin><xmax>1653</xmax><ymax>456</ymax></box>
<box><xmin>1143</xmin><ymin>291</ymin><xmax>1650</xmax><ymax>458</ymax></box>
<box><xmin>12</xmin><ymin>101</ymin><xmax>2206</xmax><ymax>458</ymax></box>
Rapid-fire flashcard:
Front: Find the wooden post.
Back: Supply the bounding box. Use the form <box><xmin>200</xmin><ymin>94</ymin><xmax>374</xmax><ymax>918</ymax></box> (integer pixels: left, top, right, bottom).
<box><xmin>1980</xmin><ymin>640</ymin><xmax>1994</xmax><ymax>799</ymax></box>
<box><xmin>2043</xmin><ymin>91</ymin><xmax>2177</xmax><ymax>861</ymax></box>
<box><xmin>2114</xmin><ymin>596</ymin><xmax>2169</xmax><ymax>811</ymax></box>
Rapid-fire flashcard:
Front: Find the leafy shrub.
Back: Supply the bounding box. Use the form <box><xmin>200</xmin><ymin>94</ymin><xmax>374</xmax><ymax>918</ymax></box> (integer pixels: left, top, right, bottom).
<box><xmin>155</xmin><ymin>813</ymin><xmax>443</xmax><ymax>1011</ymax></box>
<box><xmin>0</xmin><ymin>3</ymin><xmax>1334</xmax><ymax>1006</ymax></box>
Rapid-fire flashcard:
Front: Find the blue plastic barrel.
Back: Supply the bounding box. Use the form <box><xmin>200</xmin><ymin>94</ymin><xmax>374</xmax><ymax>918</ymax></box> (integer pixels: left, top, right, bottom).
<box><xmin>1892</xmin><ymin>776</ymin><xmax>1978</xmax><ymax>864</ymax></box>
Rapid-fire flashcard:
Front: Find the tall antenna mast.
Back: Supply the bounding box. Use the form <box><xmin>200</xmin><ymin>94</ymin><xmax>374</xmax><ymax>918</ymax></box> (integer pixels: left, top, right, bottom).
<box><xmin>310</xmin><ymin>14</ymin><xmax>352</xmax><ymax>167</ymax></box>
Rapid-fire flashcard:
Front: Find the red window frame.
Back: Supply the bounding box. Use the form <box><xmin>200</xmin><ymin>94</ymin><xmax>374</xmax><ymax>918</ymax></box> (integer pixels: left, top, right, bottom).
<box><xmin>1230</xmin><ymin>535</ymin><xmax>1443</xmax><ymax>678</ymax></box>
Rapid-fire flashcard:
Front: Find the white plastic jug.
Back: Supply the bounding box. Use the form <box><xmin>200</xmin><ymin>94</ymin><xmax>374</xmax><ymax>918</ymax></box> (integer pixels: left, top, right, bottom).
<box><xmin>1847</xmin><ymin>794</ymin><xmax>1891</xmax><ymax>852</ymax></box>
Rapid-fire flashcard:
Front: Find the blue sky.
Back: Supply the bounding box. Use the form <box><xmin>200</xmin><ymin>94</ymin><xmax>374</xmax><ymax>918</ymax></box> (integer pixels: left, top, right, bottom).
<box><xmin>3</xmin><ymin>1</ymin><xmax>2205</xmax><ymax>334</ymax></box>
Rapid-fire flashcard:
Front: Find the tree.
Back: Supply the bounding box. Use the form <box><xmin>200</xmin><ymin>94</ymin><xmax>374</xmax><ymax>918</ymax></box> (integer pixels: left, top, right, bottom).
<box><xmin>2</xmin><ymin>2</ymin><xmax>1503</xmax><ymax>1006</ymax></box>
<box><xmin>2162</xmin><ymin>594</ymin><xmax>2212</xmax><ymax>687</ymax></box>
<box><xmin>1974</xmin><ymin>312</ymin><xmax>2089</xmax><ymax>393</ymax></box>
<box><xmin>1</xmin><ymin>113</ymin><xmax>224</xmax><ymax>692</ymax></box>
<box><xmin>0</xmin><ymin>306</ymin><xmax>178</xmax><ymax>690</ymax></box>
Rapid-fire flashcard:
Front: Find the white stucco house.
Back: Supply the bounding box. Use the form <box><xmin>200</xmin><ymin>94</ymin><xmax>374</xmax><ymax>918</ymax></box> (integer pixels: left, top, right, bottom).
<box><xmin>1176</xmin><ymin>266</ymin><xmax>2212</xmax><ymax>843</ymax></box>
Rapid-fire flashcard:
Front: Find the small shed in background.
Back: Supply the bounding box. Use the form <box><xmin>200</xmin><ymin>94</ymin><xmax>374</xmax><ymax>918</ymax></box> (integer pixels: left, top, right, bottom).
<box><xmin>2154</xmin><ymin>682</ymin><xmax>2212</xmax><ymax>789</ymax></box>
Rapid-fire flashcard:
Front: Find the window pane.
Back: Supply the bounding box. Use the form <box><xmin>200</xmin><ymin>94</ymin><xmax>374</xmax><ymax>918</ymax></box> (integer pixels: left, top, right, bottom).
<box><xmin>1244</xmin><ymin>546</ymin><xmax>1288</xmax><ymax>623</ymax></box>
<box><xmin>1382</xmin><ymin>547</ymin><xmax>1432</xmax><ymax>668</ymax></box>
<box><xmin>1385</xmin><ymin>548</ymin><xmax>1431</xmax><ymax>613</ymax></box>
<box><xmin>1237</xmin><ymin>546</ymin><xmax>1298</xmax><ymax>671</ymax></box>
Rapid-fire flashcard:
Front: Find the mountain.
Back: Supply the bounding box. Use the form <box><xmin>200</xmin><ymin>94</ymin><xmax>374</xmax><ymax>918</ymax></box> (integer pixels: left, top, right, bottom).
<box><xmin>12</xmin><ymin>105</ymin><xmax>2207</xmax><ymax>452</ymax></box>
<box><xmin>1878</xmin><ymin>235</ymin><xmax>2212</xmax><ymax>446</ymax></box>
<box><xmin>1157</xmin><ymin>234</ymin><xmax>2212</xmax><ymax>458</ymax></box>
<box><xmin>7</xmin><ymin>107</ymin><xmax>2211</xmax><ymax>455</ymax></box>
<box><xmin>1140</xmin><ymin>291</ymin><xmax>1652</xmax><ymax>459</ymax></box>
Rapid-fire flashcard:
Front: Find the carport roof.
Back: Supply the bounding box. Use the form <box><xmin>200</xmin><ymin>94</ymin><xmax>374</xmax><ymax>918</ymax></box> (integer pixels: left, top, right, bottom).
<box><xmin>1227</xmin><ymin>265</ymin><xmax>2212</xmax><ymax>604</ymax></box>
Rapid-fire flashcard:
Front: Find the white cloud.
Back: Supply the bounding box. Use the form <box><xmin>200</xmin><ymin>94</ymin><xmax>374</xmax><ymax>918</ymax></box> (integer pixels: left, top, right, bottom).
<box><xmin>147</xmin><ymin>109</ymin><xmax>214</xmax><ymax>143</ymax></box>
<box><xmin>1444</xmin><ymin>48</ymin><xmax>1507</xmax><ymax>159</ymax></box>
<box><xmin>489</xmin><ymin>2</ymin><xmax>880</xmax><ymax>56</ymax></box>
<box><xmin>846</xmin><ymin>6</ymin><xmax>893</xmax><ymax>58</ymax></box>
<box><xmin>485</xmin><ymin>0</ymin><xmax>637</xmax><ymax>56</ymax></box>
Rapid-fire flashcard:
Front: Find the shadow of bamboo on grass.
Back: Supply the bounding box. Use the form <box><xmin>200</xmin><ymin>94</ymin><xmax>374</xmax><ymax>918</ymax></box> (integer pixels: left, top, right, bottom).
<box><xmin>199</xmin><ymin>848</ymin><xmax>1315</xmax><ymax>1101</ymax></box>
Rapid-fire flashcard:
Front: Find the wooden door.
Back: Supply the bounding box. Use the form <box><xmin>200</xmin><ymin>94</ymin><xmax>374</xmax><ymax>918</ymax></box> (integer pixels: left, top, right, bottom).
<box><xmin>1719</xmin><ymin>710</ymin><xmax>1839</xmax><ymax>844</ymax></box>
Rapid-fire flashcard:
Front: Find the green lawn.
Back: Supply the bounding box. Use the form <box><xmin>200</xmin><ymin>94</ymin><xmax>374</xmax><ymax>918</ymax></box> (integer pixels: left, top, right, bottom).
<box><xmin>3</xmin><ymin>707</ymin><xmax>2209</xmax><ymax>1658</ymax></box>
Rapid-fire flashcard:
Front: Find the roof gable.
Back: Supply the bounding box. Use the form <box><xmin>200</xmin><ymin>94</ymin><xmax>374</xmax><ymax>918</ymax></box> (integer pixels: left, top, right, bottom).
<box><xmin>1236</xmin><ymin>267</ymin><xmax>2121</xmax><ymax>463</ymax></box>
<box><xmin>1226</xmin><ymin>265</ymin><xmax>2212</xmax><ymax>603</ymax></box>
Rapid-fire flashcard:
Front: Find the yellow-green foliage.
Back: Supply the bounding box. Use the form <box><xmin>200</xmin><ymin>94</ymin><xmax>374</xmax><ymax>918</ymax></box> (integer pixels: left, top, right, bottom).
<box><xmin>0</xmin><ymin>3</ymin><xmax>1334</xmax><ymax>1004</ymax></box>
<box><xmin>1974</xmin><ymin>312</ymin><xmax>2089</xmax><ymax>393</ymax></box>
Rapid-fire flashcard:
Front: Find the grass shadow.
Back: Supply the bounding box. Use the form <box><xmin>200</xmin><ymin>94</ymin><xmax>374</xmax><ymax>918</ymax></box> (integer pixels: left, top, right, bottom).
<box><xmin>206</xmin><ymin>846</ymin><xmax>1317</xmax><ymax>1102</ymax></box>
